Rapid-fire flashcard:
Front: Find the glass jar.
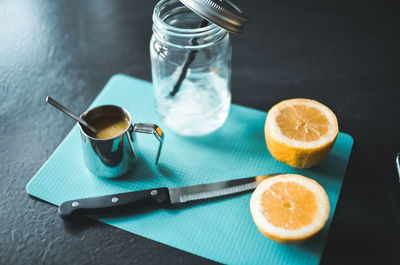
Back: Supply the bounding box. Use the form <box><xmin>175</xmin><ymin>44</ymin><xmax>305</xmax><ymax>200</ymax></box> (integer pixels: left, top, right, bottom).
<box><xmin>150</xmin><ymin>0</ymin><xmax>232</xmax><ymax>136</ymax></box>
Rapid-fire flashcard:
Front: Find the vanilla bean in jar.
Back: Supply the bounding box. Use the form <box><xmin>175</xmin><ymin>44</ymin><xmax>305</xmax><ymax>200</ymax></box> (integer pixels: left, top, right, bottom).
<box><xmin>150</xmin><ymin>0</ymin><xmax>247</xmax><ymax>136</ymax></box>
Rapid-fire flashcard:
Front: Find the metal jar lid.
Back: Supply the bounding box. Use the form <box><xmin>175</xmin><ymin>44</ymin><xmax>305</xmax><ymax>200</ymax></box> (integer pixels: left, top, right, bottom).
<box><xmin>179</xmin><ymin>0</ymin><xmax>248</xmax><ymax>34</ymax></box>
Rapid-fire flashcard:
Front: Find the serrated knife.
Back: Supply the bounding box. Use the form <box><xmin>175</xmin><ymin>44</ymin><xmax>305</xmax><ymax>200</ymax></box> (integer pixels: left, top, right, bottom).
<box><xmin>58</xmin><ymin>173</ymin><xmax>281</xmax><ymax>219</ymax></box>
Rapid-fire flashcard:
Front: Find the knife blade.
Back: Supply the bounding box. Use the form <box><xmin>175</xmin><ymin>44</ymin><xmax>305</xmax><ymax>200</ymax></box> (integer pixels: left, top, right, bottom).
<box><xmin>58</xmin><ymin>173</ymin><xmax>282</xmax><ymax>219</ymax></box>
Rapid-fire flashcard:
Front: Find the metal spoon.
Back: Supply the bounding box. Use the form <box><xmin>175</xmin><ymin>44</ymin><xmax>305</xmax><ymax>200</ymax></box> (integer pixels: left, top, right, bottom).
<box><xmin>46</xmin><ymin>96</ymin><xmax>97</xmax><ymax>133</ymax></box>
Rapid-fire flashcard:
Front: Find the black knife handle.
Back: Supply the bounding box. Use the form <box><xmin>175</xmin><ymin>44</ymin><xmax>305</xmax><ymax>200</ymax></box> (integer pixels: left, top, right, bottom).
<box><xmin>58</xmin><ymin>187</ymin><xmax>170</xmax><ymax>220</ymax></box>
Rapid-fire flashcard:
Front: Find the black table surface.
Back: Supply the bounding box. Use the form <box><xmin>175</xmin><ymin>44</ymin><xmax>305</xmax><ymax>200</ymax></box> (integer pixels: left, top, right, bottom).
<box><xmin>1</xmin><ymin>0</ymin><xmax>399</xmax><ymax>264</ymax></box>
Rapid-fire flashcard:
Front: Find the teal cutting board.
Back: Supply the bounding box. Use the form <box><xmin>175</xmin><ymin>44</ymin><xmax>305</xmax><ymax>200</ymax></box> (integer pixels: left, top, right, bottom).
<box><xmin>27</xmin><ymin>74</ymin><xmax>353</xmax><ymax>265</ymax></box>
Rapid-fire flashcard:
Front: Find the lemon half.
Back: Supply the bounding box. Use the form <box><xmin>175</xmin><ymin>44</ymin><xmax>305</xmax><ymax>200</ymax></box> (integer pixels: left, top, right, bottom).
<box><xmin>265</xmin><ymin>98</ymin><xmax>338</xmax><ymax>168</ymax></box>
<box><xmin>250</xmin><ymin>174</ymin><xmax>330</xmax><ymax>243</ymax></box>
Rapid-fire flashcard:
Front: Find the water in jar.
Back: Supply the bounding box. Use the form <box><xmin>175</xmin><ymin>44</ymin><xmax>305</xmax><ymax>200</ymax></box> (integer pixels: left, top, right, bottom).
<box><xmin>155</xmin><ymin>69</ymin><xmax>231</xmax><ymax>136</ymax></box>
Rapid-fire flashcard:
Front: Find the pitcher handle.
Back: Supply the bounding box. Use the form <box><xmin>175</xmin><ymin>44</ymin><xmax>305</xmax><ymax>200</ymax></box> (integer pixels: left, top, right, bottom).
<box><xmin>132</xmin><ymin>123</ymin><xmax>164</xmax><ymax>165</ymax></box>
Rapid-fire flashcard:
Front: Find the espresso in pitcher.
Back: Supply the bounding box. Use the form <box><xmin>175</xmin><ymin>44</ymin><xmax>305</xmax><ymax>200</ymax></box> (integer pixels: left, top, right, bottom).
<box><xmin>84</xmin><ymin>114</ymin><xmax>130</xmax><ymax>139</ymax></box>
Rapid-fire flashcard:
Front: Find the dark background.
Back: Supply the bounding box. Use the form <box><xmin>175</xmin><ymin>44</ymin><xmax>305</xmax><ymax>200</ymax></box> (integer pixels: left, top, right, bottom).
<box><xmin>1</xmin><ymin>0</ymin><xmax>399</xmax><ymax>264</ymax></box>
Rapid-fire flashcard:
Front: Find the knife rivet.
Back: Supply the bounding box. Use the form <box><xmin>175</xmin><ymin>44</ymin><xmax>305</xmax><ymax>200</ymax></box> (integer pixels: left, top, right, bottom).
<box><xmin>72</xmin><ymin>202</ymin><xmax>79</xmax><ymax>207</ymax></box>
<box><xmin>150</xmin><ymin>190</ymin><xmax>158</xmax><ymax>196</ymax></box>
<box><xmin>111</xmin><ymin>197</ymin><xmax>118</xmax><ymax>203</ymax></box>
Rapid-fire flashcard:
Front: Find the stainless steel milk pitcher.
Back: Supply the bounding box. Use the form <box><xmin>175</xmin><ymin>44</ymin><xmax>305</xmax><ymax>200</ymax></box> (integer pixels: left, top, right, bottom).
<box><xmin>78</xmin><ymin>105</ymin><xmax>164</xmax><ymax>178</ymax></box>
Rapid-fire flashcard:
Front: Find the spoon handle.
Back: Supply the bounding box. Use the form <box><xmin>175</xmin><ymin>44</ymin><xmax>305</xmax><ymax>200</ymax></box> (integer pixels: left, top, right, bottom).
<box><xmin>46</xmin><ymin>96</ymin><xmax>97</xmax><ymax>133</ymax></box>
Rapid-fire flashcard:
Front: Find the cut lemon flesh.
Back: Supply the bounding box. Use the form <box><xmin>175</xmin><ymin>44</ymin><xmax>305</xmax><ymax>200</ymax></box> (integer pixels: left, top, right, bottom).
<box><xmin>276</xmin><ymin>105</ymin><xmax>329</xmax><ymax>142</ymax></box>
<box><xmin>261</xmin><ymin>181</ymin><xmax>318</xmax><ymax>229</ymax></box>
<box><xmin>250</xmin><ymin>174</ymin><xmax>330</xmax><ymax>243</ymax></box>
<box><xmin>265</xmin><ymin>98</ymin><xmax>338</xmax><ymax>168</ymax></box>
